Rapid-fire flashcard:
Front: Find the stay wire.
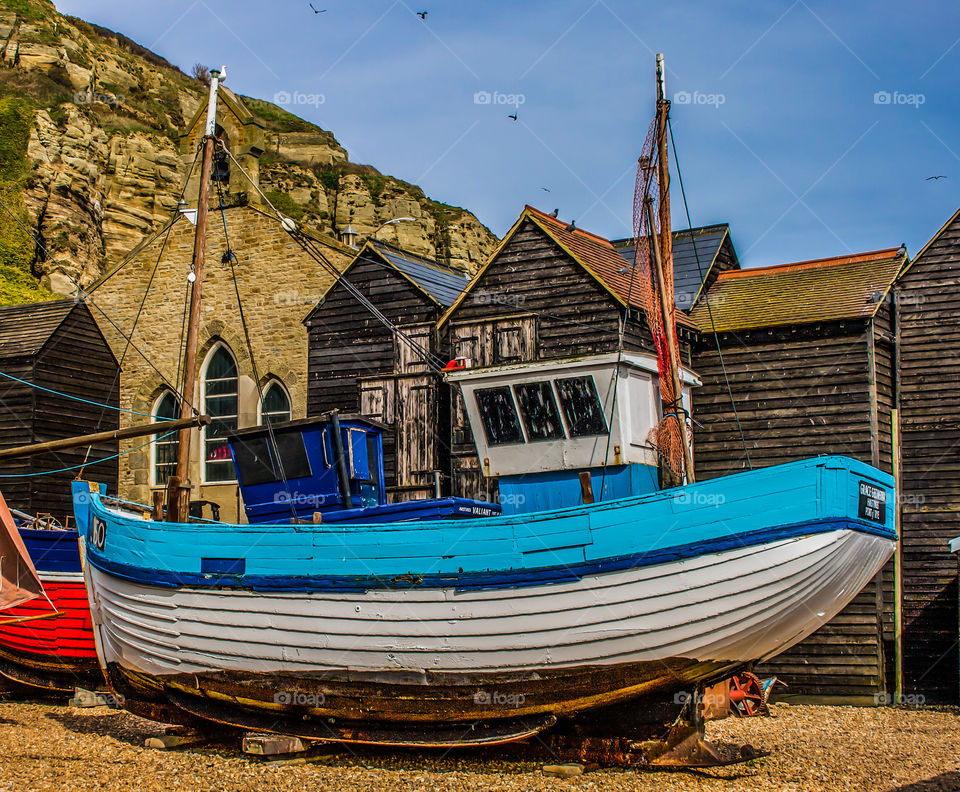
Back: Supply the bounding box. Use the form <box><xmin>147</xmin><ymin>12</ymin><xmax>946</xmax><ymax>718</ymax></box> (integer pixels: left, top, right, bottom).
<box><xmin>667</xmin><ymin>117</ymin><xmax>751</xmax><ymax>468</ymax></box>
<box><xmin>220</xmin><ymin>145</ymin><xmax>447</xmax><ymax>372</ymax></box>
<box><xmin>78</xmin><ymin>144</ymin><xmax>203</xmax><ymax>478</ymax></box>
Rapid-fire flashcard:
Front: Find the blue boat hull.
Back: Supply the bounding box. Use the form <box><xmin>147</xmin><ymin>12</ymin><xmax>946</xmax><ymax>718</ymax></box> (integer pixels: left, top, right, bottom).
<box><xmin>76</xmin><ymin>456</ymin><xmax>896</xmax><ymax>736</ymax></box>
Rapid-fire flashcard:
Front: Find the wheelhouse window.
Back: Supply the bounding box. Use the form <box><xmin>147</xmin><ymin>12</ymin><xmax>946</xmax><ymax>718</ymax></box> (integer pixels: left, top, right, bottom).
<box><xmin>514</xmin><ymin>381</ymin><xmax>565</xmax><ymax>441</ymax></box>
<box><xmin>203</xmin><ymin>345</ymin><xmax>239</xmax><ymax>482</ymax></box>
<box><xmin>260</xmin><ymin>380</ymin><xmax>291</xmax><ymax>424</ymax></box>
<box><xmin>475</xmin><ymin>386</ymin><xmax>524</xmax><ymax>446</ymax></box>
<box><xmin>233</xmin><ymin>430</ymin><xmax>312</xmax><ymax>487</ymax></box>
<box><xmin>152</xmin><ymin>390</ymin><xmax>180</xmax><ymax>486</ymax></box>
<box><xmin>556</xmin><ymin>376</ymin><xmax>608</xmax><ymax>437</ymax></box>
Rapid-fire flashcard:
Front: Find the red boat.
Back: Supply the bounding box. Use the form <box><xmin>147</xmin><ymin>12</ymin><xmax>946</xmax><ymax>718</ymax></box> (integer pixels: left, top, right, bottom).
<box><xmin>0</xmin><ymin>526</ymin><xmax>100</xmax><ymax>692</ymax></box>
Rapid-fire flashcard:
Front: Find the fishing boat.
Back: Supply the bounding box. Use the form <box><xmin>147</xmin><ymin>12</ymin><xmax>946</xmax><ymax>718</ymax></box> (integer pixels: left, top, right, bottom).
<box><xmin>0</xmin><ymin>516</ymin><xmax>99</xmax><ymax>692</ymax></box>
<box><xmin>0</xmin><ymin>495</ymin><xmax>78</xmax><ymax>692</ymax></box>
<box><xmin>71</xmin><ymin>57</ymin><xmax>897</xmax><ymax>765</ymax></box>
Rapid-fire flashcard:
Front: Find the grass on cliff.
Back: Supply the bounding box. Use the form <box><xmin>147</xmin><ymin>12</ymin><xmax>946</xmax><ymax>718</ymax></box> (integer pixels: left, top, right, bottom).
<box><xmin>0</xmin><ymin>96</ymin><xmax>54</xmax><ymax>305</ymax></box>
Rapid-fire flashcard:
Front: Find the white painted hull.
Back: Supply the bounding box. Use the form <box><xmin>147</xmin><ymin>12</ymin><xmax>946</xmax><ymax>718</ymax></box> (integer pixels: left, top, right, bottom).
<box><xmin>85</xmin><ymin>528</ymin><xmax>892</xmax><ymax>722</ymax></box>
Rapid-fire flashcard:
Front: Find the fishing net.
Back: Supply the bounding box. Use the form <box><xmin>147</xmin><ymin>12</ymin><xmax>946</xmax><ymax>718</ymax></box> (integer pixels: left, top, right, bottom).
<box><xmin>632</xmin><ymin>116</ymin><xmax>685</xmax><ymax>484</ymax></box>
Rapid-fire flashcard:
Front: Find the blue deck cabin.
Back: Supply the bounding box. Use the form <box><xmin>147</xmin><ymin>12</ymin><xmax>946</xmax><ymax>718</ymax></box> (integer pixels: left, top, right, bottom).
<box><xmin>227</xmin><ymin>415</ymin><xmax>499</xmax><ymax>524</ymax></box>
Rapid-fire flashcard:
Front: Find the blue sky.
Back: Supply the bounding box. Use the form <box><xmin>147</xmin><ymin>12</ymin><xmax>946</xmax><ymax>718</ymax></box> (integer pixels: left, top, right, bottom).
<box><xmin>57</xmin><ymin>0</ymin><xmax>960</xmax><ymax>267</ymax></box>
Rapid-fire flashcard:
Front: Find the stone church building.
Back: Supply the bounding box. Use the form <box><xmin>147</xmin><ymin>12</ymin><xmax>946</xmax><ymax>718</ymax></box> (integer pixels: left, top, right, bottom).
<box><xmin>90</xmin><ymin>89</ymin><xmax>354</xmax><ymax>521</ymax></box>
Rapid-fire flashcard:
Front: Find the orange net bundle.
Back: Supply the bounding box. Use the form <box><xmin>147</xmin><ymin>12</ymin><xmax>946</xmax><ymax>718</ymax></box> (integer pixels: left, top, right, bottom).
<box><xmin>631</xmin><ymin>118</ymin><xmax>684</xmax><ymax>484</ymax></box>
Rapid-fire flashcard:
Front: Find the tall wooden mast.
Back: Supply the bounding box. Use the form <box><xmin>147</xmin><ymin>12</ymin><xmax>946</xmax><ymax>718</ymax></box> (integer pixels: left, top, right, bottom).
<box><xmin>649</xmin><ymin>53</ymin><xmax>695</xmax><ymax>484</ymax></box>
<box><xmin>168</xmin><ymin>65</ymin><xmax>226</xmax><ymax>522</ymax></box>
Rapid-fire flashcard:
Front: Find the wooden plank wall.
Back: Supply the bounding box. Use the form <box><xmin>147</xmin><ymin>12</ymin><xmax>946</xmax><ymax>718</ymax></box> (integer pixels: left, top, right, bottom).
<box><xmin>305</xmin><ymin>256</ymin><xmax>438</xmax><ymax>416</ymax></box>
<box><xmin>442</xmin><ymin>219</ymin><xmax>696</xmax><ymax>501</ymax></box>
<box><xmin>0</xmin><ymin>357</ymin><xmax>37</xmax><ymax>513</ymax></box>
<box><xmin>693</xmin><ymin>320</ymin><xmax>894</xmax><ymax>698</ymax></box>
<box><xmin>305</xmin><ymin>254</ymin><xmax>446</xmax><ymax>497</ymax></box>
<box><xmin>0</xmin><ymin>306</ymin><xmax>119</xmax><ymax>524</ymax></box>
<box><xmin>896</xmin><ymin>211</ymin><xmax>960</xmax><ymax>704</ymax></box>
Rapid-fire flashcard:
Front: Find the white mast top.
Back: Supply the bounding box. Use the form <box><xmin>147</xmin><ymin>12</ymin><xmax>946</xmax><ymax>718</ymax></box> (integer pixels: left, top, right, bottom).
<box><xmin>656</xmin><ymin>53</ymin><xmax>665</xmax><ymax>102</ymax></box>
<box><xmin>204</xmin><ymin>66</ymin><xmax>226</xmax><ymax>136</ymax></box>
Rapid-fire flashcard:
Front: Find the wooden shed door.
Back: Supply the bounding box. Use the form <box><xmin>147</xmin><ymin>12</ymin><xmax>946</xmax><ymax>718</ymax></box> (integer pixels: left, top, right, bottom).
<box><xmin>493</xmin><ymin>318</ymin><xmax>536</xmax><ymax>364</ymax></box>
<box><xmin>359</xmin><ymin>379</ymin><xmax>396</xmax><ymax>424</ymax></box>
<box><xmin>396</xmin><ymin>323</ymin><xmax>433</xmax><ymax>374</ymax></box>
<box><xmin>451</xmin><ymin>315</ymin><xmax>537</xmax><ymax>368</ymax></box>
<box><xmin>395</xmin><ymin>375</ymin><xmax>435</xmax><ymax>500</ymax></box>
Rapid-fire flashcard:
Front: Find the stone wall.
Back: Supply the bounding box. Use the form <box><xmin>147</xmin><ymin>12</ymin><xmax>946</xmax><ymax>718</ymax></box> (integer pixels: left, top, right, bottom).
<box><xmin>90</xmin><ymin>204</ymin><xmax>352</xmax><ymax>522</ymax></box>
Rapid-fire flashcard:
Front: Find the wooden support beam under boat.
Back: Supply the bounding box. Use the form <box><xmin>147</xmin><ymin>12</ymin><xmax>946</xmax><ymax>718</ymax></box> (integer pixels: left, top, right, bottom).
<box><xmin>0</xmin><ymin>415</ymin><xmax>210</xmax><ymax>462</ymax></box>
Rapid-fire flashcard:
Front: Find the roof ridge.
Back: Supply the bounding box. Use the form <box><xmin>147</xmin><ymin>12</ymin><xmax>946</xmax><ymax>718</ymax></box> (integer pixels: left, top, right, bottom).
<box><xmin>610</xmin><ymin>224</ymin><xmax>729</xmax><ymax>247</ymax></box>
<box><xmin>524</xmin><ymin>205</ymin><xmax>615</xmax><ymax>248</ymax></box>
<box><xmin>718</xmin><ymin>248</ymin><xmax>903</xmax><ymax>279</ymax></box>
<box><xmin>369</xmin><ymin>239</ymin><xmax>467</xmax><ymax>277</ymax></box>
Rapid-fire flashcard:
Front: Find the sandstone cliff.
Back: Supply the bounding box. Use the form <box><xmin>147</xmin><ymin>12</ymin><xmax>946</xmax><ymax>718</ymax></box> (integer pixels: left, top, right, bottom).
<box><xmin>0</xmin><ymin>0</ymin><xmax>497</xmax><ymax>303</ymax></box>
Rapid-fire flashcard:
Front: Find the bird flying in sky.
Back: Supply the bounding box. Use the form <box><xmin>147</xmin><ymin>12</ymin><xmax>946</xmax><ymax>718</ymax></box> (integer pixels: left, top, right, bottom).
<box><xmin>417</xmin><ymin>11</ymin><xmax>428</xmax><ymax>19</ymax></box>
<box><xmin>508</xmin><ymin>113</ymin><xmax>517</xmax><ymax>121</ymax></box>
<box><xmin>926</xmin><ymin>175</ymin><xmax>947</xmax><ymax>181</ymax></box>
<box><xmin>309</xmin><ymin>3</ymin><xmax>326</xmax><ymax>12</ymax></box>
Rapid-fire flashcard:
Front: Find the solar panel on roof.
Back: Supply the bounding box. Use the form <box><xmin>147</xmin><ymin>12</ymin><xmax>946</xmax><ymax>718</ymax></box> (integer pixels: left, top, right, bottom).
<box><xmin>373</xmin><ymin>245</ymin><xmax>469</xmax><ymax>307</ymax></box>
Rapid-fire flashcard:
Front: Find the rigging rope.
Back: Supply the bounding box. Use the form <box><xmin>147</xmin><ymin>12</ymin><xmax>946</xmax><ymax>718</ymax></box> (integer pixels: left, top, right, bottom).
<box><xmin>667</xmin><ymin>117</ymin><xmax>751</xmax><ymax>468</ymax></box>
<box><xmin>0</xmin><ymin>369</ymin><xmax>175</xmax><ymax>420</ymax></box>
<box><xmin>220</xmin><ymin>145</ymin><xmax>447</xmax><ymax>372</ymax></box>
<box><xmin>77</xmin><ymin>145</ymin><xmax>203</xmax><ymax>479</ymax></box>
<box><xmin>0</xmin><ymin>431</ymin><xmax>176</xmax><ymax>478</ymax></box>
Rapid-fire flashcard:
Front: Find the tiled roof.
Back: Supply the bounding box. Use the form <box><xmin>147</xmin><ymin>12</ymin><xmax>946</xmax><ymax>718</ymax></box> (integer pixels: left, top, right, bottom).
<box><xmin>0</xmin><ymin>300</ymin><xmax>76</xmax><ymax>359</ymax></box>
<box><xmin>690</xmin><ymin>248</ymin><xmax>906</xmax><ymax>332</ymax></box>
<box><xmin>523</xmin><ymin>206</ymin><xmax>697</xmax><ymax>328</ymax></box>
<box><xmin>367</xmin><ymin>241</ymin><xmax>469</xmax><ymax>308</ymax></box>
<box><xmin>612</xmin><ymin>225</ymin><xmax>732</xmax><ymax>311</ymax></box>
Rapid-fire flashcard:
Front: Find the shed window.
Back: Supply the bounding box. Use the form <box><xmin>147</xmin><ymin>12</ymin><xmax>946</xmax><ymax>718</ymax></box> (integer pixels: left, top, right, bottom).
<box><xmin>556</xmin><ymin>376</ymin><xmax>608</xmax><ymax>437</ymax></box>
<box><xmin>260</xmin><ymin>381</ymin><xmax>291</xmax><ymax>424</ymax></box>
<box><xmin>514</xmin><ymin>381</ymin><xmax>565</xmax><ymax>441</ymax></box>
<box><xmin>475</xmin><ymin>387</ymin><xmax>524</xmax><ymax>446</ymax></box>
<box><xmin>152</xmin><ymin>391</ymin><xmax>180</xmax><ymax>486</ymax></box>
<box><xmin>203</xmin><ymin>345</ymin><xmax>239</xmax><ymax>482</ymax></box>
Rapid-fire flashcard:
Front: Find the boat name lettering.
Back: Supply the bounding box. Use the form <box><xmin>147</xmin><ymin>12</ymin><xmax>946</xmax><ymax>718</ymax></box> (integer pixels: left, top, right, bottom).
<box><xmin>91</xmin><ymin>518</ymin><xmax>106</xmax><ymax>550</ymax></box>
<box><xmin>858</xmin><ymin>481</ymin><xmax>887</xmax><ymax>524</ymax></box>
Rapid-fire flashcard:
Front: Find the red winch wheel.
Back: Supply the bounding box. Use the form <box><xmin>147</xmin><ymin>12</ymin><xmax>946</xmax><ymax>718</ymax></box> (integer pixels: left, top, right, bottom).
<box><xmin>728</xmin><ymin>672</ymin><xmax>767</xmax><ymax>717</ymax></box>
